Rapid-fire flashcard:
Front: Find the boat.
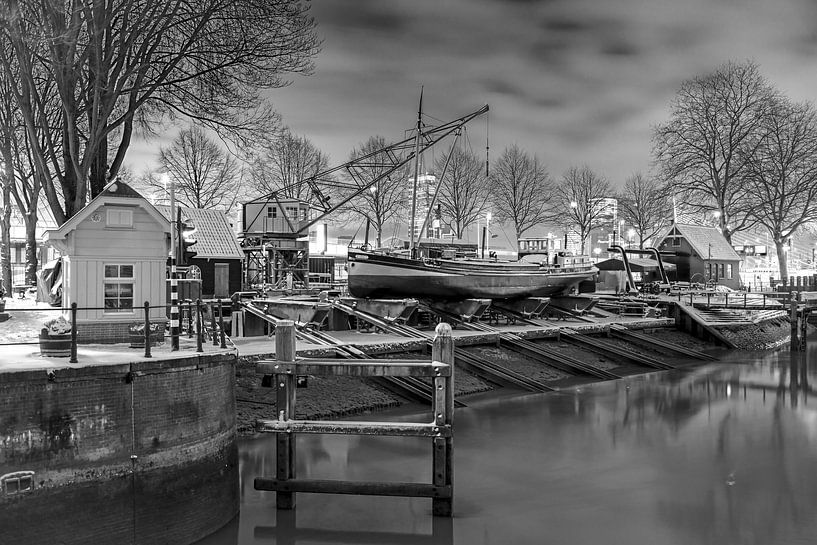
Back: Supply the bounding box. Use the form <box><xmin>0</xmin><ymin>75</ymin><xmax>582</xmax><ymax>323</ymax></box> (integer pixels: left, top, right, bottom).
<box><xmin>347</xmin><ymin>247</ymin><xmax>598</xmax><ymax>300</ymax></box>
<box><xmin>344</xmin><ymin>96</ymin><xmax>597</xmax><ymax>301</ymax></box>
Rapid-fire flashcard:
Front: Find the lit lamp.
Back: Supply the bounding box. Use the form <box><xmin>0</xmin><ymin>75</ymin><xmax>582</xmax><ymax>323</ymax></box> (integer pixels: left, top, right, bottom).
<box><xmin>593</xmin><ymin>247</ymin><xmax>601</xmax><ymax>261</ymax></box>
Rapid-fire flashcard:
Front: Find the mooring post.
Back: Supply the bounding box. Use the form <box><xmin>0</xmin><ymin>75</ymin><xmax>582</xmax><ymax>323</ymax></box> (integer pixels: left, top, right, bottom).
<box><xmin>275</xmin><ymin>320</ymin><xmax>297</xmax><ymax>509</ymax></box>
<box><xmin>70</xmin><ymin>302</ymin><xmax>78</xmax><ymax>364</ymax></box>
<box><xmin>790</xmin><ymin>293</ymin><xmax>799</xmax><ymax>351</ymax></box>
<box><xmin>143</xmin><ymin>301</ymin><xmax>152</xmax><ymax>358</ymax></box>
<box><xmin>196</xmin><ymin>299</ymin><xmax>204</xmax><ymax>353</ymax></box>
<box><xmin>431</xmin><ymin>322</ymin><xmax>454</xmax><ymax>517</ymax></box>
<box><xmin>187</xmin><ymin>300</ymin><xmax>193</xmax><ymax>338</ymax></box>
<box><xmin>218</xmin><ymin>299</ymin><xmax>227</xmax><ymax>349</ymax></box>
<box><xmin>211</xmin><ymin>303</ymin><xmax>219</xmax><ymax>346</ymax></box>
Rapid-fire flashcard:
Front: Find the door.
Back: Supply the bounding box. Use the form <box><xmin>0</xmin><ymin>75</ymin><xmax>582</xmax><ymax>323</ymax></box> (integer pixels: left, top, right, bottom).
<box><xmin>214</xmin><ymin>263</ymin><xmax>229</xmax><ymax>298</ymax></box>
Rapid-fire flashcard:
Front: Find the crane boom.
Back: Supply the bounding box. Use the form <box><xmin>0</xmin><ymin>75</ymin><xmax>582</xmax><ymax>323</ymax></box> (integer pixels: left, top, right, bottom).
<box><xmin>279</xmin><ymin>104</ymin><xmax>489</xmax><ymax>234</ymax></box>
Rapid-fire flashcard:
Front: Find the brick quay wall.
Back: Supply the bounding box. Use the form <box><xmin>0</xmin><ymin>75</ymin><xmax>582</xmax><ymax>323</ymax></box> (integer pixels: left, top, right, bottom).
<box><xmin>0</xmin><ymin>353</ymin><xmax>239</xmax><ymax>545</ymax></box>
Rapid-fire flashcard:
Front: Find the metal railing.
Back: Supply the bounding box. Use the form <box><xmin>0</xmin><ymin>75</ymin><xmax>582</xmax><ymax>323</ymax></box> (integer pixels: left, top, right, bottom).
<box><xmin>0</xmin><ymin>298</ymin><xmax>232</xmax><ymax>363</ymax></box>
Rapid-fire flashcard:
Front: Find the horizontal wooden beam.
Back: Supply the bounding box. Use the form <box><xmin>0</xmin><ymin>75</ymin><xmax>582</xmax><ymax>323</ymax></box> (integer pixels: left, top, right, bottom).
<box><xmin>255</xmin><ymin>419</ymin><xmax>451</xmax><ymax>437</ymax></box>
<box><xmin>258</xmin><ymin>359</ymin><xmax>451</xmax><ymax>377</ymax></box>
<box><xmin>254</xmin><ymin>477</ymin><xmax>452</xmax><ymax>498</ymax></box>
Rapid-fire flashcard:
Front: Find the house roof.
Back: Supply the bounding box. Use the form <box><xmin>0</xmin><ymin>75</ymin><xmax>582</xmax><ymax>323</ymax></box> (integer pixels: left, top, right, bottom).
<box><xmin>662</xmin><ymin>223</ymin><xmax>742</xmax><ymax>261</ymax></box>
<box><xmin>44</xmin><ymin>180</ymin><xmax>171</xmax><ymax>244</ymax></box>
<box><xmin>156</xmin><ymin>205</ymin><xmax>243</xmax><ymax>259</ymax></box>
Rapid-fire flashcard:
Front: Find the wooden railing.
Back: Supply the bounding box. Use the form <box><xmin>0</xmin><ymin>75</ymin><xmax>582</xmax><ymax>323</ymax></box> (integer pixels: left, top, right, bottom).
<box><xmin>253</xmin><ymin>320</ymin><xmax>456</xmax><ymax>517</ymax></box>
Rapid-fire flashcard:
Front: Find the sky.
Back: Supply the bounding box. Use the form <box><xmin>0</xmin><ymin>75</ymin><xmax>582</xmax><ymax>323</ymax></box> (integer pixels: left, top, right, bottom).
<box><xmin>126</xmin><ymin>0</ymin><xmax>817</xmax><ymax>188</ymax></box>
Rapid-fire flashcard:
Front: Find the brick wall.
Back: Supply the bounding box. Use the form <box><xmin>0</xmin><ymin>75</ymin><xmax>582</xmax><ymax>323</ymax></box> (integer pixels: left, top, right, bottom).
<box><xmin>75</xmin><ymin>319</ymin><xmax>168</xmax><ymax>344</ymax></box>
<box><xmin>0</xmin><ymin>353</ymin><xmax>238</xmax><ymax>545</ymax></box>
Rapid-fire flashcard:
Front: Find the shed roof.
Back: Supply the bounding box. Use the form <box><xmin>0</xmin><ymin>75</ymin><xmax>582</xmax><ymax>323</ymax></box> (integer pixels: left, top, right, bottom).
<box><xmin>661</xmin><ymin>223</ymin><xmax>742</xmax><ymax>261</ymax></box>
<box><xmin>156</xmin><ymin>205</ymin><xmax>243</xmax><ymax>259</ymax></box>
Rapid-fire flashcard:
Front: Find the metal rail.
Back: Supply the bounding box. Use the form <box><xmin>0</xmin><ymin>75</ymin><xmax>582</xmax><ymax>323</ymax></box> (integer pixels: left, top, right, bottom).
<box><xmin>242</xmin><ymin>302</ymin><xmax>456</xmax><ymax>406</ymax></box>
<box><xmin>608</xmin><ymin>324</ymin><xmax>716</xmax><ymax>361</ymax></box>
<box><xmin>421</xmin><ymin>305</ymin><xmax>621</xmax><ymax>381</ymax></box>
<box><xmin>331</xmin><ymin>301</ymin><xmax>553</xmax><ymax>393</ymax></box>
<box><xmin>560</xmin><ymin>328</ymin><xmax>675</xmax><ymax>370</ymax></box>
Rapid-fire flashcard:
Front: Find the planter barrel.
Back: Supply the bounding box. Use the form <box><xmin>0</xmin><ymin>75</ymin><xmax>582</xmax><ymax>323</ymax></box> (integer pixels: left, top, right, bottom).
<box><xmin>39</xmin><ymin>332</ymin><xmax>72</xmax><ymax>357</ymax></box>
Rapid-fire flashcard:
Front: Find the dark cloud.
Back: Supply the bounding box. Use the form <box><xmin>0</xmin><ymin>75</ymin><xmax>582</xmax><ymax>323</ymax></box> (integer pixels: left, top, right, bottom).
<box><xmin>540</xmin><ymin>16</ymin><xmax>593</xmax><ymax>33</ymax></box>
<box><xmin>480</xmin><ymin>78</ymin><xmax>526</xmax><ymax>99</ymax></box>
<box><xmin>316</xmin><ymin>1</ymin><xmax>412</xmax><ymax>33</ymax></box>
<box><xmin>600</xmin><ymin>40</ymin><xmax>640</xmax><ymax>57</ymax></box>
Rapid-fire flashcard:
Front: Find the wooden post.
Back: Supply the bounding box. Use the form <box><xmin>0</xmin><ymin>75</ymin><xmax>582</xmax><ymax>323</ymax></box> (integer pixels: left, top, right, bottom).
<box><xmin>196</xmin><ymin>299</ymin><xmax>204</xmax><ymax>353</ymax></box>
<box><xmin>218</xmin><ymin>299</ymin><xmax>227</xmax><ymax>348</ymax></box>
<box><xmin>211</xmin><ymin>303</ymin><xmax>219</xmax><ymax>346</ymax></box>
<box><xmin>431</xmin><ymin>322</ymin><xmax>454</xmax><ymax>517</ymax></box>
<box><xmin>143</xmin><ymin>301</ymin><xmax>152</xmax><ymax>358</ymax></box>
<box><xmin>187</xmin><ymin>300</ymin><xmax>193</xmax><ymax>339</ymax></box>
<box><xmin>275</xmin><ymin>320</ymin><xmax>297</xmax><ymax>509</ymax></box>
<box><xmin>790</xmin><ymin>293</ymin><xmax>798</xmax><ymax>351</ymax></box>
<box><xmin>800</xmin><ymin>309</ymin><xmax>808</xmax><ymax>350</ymax></box>
<box><xmin>69</xmin><ymin>302</ymin><xmax>78</xmax><ymax>364</ymax></box>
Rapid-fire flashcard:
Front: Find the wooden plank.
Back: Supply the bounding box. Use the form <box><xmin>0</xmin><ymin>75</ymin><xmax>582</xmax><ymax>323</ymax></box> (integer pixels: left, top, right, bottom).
<box><xmin>259</xmin><ymin>359</ymin><xmax>451</xmax><ymax>377</ymax></box>
<box><xmin>275</xmin><ymin>321</ymin><xmax>297</xmax><ymax>509</ymax></box>
<box><xmin>255</xmin><ymin>419</ymin><xmax>451</xmax><ymax>437</ymax></box>
<box><xmin>432</xmin><ymin>323</ymin><xmax>454</xmax><ymax>517</ymax></box>
<box><xmin>254</xmin><ymin>478</ymin><xmax>451</xmax><ymax>498</ymax></box>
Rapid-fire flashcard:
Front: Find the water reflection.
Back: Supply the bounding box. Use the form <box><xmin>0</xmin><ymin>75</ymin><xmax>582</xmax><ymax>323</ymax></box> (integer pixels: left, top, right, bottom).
<box><xmin>198</xmin><ymin>339</ymin><xmax>817</xmax><ymax>545</ymax></box>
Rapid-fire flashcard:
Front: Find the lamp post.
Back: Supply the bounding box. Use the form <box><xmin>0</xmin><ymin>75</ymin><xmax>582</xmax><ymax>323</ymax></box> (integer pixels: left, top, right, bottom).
<box><xmin>485</xmin><ymin>211</ymin><xmax>492</xmax><ymax>258</ymax></box>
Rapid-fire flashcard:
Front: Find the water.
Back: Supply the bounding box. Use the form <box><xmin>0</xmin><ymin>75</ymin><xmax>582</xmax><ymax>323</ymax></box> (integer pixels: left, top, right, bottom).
<box><xmin>199</xmin><ymin>342</ymin><xmax>817</xmax><ymax>545</ymax></box>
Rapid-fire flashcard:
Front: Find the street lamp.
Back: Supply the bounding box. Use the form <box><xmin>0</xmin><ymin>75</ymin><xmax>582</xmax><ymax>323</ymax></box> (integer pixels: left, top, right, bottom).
<box><xmin>485</xmin><ymin>211</ymin><xmax>492</xmax><ymax>258</ymax></box>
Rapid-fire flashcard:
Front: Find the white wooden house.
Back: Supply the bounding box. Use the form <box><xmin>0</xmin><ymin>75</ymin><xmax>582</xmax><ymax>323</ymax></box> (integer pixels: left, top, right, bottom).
<box><xmin>44</xmin><ymin>181</ymin><xmax>171</xmax><ymax>343</ymax></box>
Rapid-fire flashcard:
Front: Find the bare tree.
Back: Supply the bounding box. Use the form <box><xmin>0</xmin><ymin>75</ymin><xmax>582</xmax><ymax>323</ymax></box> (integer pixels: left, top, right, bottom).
<box><xmin>653</xmin><ymin>60</ymin><xmax>777</xmax><ymax>243</ymax></box>
<box><xmin>0</xmin><ymin>0</ymin><xmax>319</xmax><ymax>224</ymax></box>
<box><xmin>434</xmin><ymin>145</ymin><xmax>490</xmax><ymax>239</ymax></box>
<box><xmin>145</xmin><ymin>126</ymin><xmax>242</xmax><ymax>211</ymax></box>
<box><xmin>489</xmin><ymin>144</ymin><xmax>553</xmax><ymax>242</ymax></box>
<box><xmin>247</xmin><ymin>127</ymin><xmax>331</xmax><ymax>202</ymax></box>
<box><xmin>344</xmin><ymin>136</ymin><xmax>409</xmax><ymax>248</ymax></box>
<box><xmin>744</xmin><ymin>98</ymin><xmax>817</xmax><ymax>283</ymax></box>
<box><xmin>617</xmin><ymin>172</ymin><xmax>673</xmax><ymax>248</ymax></box>
<box><xmin>552</xmin><ymin>166</ymin><xmax>611</xmax><ymax>254</ymax></box>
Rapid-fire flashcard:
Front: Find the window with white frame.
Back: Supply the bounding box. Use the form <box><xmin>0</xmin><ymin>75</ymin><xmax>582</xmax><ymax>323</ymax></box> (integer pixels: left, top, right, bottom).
<box><xmin>106</xmin><ymin>208</ymin><xmax>133</xmax><ymax>228</ymax></box>
<box><xmin>104</xmin><ymin>264</ymin><xmax>134</xmax><ymax>312</ymax></box>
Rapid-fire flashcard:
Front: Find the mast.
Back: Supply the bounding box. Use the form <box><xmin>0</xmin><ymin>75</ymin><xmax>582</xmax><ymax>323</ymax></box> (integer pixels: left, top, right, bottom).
<box><xmin>409</xmin><ymin>88</ymin><xmax>423</xmax><ymax>258</ymax></box>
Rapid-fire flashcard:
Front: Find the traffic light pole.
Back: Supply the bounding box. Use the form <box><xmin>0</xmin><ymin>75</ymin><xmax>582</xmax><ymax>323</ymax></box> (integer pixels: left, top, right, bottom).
<box><xmin>169</xmin><ymin>183</ymin><xmax>179</xmax><ymax>351</ymax></box>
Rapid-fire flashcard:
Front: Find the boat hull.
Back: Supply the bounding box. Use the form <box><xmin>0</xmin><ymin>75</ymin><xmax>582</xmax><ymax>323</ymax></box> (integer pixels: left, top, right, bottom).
<box><xmin>346</xmin><ymin>250</ymin><xmax>597</xmax><ymax>300</ymax></box>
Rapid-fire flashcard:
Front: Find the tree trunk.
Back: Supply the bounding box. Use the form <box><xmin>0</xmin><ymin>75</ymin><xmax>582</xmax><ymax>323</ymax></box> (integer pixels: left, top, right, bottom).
<box><xmin>776</xmin><ymin>240</ymin><xmax>789</xmax><ymax>286</ymax></box>
<box><xmin>24</xmin><ymin>212</ymin><xmax>38</xmax><ymax>285</ymax></box>
<box><xmin>0</xmin><ymin>183</ymin><xmax>11</xmax><ymax>295</ymax></box>
<box><xmin>90</xmin><ymin>138</ymin><xmax>109</xmax><ymax>199</ymax></box>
